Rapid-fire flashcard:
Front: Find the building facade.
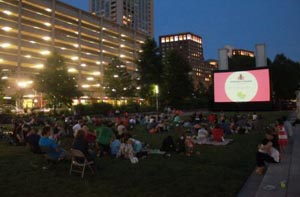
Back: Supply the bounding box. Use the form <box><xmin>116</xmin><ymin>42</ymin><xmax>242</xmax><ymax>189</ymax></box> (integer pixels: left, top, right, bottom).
<box><xmin>159</xmin><ymin>32</ymin><xmax>211</xmax><ymax>89</ymax></box>
<box><xmin>224</xmin><ymin>45</ymin><xmax>254</xmax><ymax>57</ymax></box>
<box><xmin>0</xmin><ymin>0</ymin><xmax>147</xmax><ymax>108</ymax></box>
<box><xmin>89</xmin><ymin>0</ymin><xmax>154</xmax><ymax>37</ymax></box>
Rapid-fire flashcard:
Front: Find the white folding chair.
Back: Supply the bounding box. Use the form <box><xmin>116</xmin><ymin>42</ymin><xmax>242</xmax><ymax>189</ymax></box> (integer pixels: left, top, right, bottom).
<box><xmin>69</xmin><ymin>149</ymin><xmax>95</xmax><ymax>178</ymax></box>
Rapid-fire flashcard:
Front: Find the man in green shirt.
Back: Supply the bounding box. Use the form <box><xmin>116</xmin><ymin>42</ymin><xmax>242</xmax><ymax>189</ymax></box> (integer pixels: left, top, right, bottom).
<box><xmin>95</xmin><ymin>121</ymin><xmax>114</xmax><ymax>156</ymax></box>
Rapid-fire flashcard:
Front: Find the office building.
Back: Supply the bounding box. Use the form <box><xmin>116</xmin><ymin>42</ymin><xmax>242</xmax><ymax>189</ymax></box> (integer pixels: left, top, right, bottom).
<box><xmin>159</xmin><ymin>32</ymin><xmax>211</xmax><ymax>89</ymax></box>
<box><xmin>89</xmin><ymin>0</ymin><xmax>154</xmax><ymax>37</ymax></box>
<box><xmin>0</xmin><ymin>0</ymin><xmax>147</xmax><ymax>108</ymax></box>
<box><xmin>224</xmin><ymin>45</ymin><xmax>254</xmax><ymax>57</ymax></box>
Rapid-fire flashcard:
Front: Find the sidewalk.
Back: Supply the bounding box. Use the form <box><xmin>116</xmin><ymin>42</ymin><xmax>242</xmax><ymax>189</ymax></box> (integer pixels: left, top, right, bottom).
<box><xmin>238</xmin><ymin>113</ymin><xmax>300</xmax><ymax>197</ymax></box>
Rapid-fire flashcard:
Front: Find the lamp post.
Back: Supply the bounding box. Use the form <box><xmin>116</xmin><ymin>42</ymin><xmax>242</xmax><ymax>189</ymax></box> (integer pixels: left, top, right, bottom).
<box><xmin>154</xmin><ymin>85</ymin><xmax>159</xmax><ymax>120</ymax></box>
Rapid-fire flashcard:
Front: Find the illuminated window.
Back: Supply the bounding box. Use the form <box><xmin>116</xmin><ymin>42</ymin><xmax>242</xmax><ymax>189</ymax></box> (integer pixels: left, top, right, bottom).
<box><xmin>166</xmin><ymin>37</ymin><xmax>169</xmax><ymax>42</ymax></box>
<box><xmin>187</xmin><ymin>34</ymin><xmax>191</xmax><ymax>40</ymax></box>
<box><xmin>183</xmin><ymin>35</ymin><xmax>187</xmax><ymax>40</ymax></box>
<box><xmin>170</xmin><ymin>36</ymin><xmax>174</xmax><ymax>42</ymax></box>
<box><xmin>161</xmin><ymin>37</ymin><xmax>165</xmax><ymax>43</ymax></box>
<box><xmin>174</xmin><ymin>36</ymin><xmax>178</xmax><ymax>41</ymax></box>
<box><xmin>179</xmin><ymin>35</ymin><xmax>183</xmax><ymax>40</ymax></box>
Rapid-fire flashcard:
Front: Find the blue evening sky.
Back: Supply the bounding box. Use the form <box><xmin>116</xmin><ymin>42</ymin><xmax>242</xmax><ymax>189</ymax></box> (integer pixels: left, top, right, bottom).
<box><xmin>61</xmin><ymin>0</ymin><xmax>300</xmax><ymax>62</ymax></box>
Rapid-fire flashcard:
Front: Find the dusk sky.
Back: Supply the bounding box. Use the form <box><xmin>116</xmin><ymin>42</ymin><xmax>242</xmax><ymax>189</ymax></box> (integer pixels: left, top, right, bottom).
<box><xmin>61</xmin><ymin>0</ymin><xmax>300</xmax><ymax>62</ymax></box>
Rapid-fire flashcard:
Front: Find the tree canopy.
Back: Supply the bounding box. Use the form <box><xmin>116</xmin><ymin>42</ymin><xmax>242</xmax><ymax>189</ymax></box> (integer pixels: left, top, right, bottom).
<box><xmin>35</xmin><ymin>51</ymin><xmax>82</xmax><ymax>109</ymax></box>
<box><xmin>136</xmin><ymin>38</ymin><xmax>162</xmax><ymax>99</ymax></box>
<box><xmin>271</xmin><ymin>54</ymin><xmax>300</xmax><ymax>100</ymax></box>
<box><xmin>161</xmin><ymin>50</ymin><xmax>193</xmax><ymax>107</ymax></box>
<box><xmin>103</xmin><ymin>58</ymin><xmax>134</xmax><ymax>100</ymax></box>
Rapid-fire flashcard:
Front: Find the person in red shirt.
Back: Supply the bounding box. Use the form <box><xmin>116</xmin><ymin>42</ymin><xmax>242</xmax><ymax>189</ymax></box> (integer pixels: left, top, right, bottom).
<box><xmin>211</xmin><ymin>124</ymin><xmax>224</xmax><ymax>142</ymax></box>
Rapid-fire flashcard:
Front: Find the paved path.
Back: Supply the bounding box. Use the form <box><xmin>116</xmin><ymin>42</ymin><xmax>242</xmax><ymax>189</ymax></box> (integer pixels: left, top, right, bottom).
<box><xmin>238</xmin><ymin>112</ymin><xmax>300</xmax><ymax>197</ymax></box>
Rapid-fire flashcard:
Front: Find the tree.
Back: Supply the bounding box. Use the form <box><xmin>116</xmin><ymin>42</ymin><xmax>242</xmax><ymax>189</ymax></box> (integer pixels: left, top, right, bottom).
<box><xmin>35</xmin><ymin>51</ymin><xmax>82</xmax><ymax>110</ymax></box>
<box><xmin>161</xmin><ymin>50</ymin><xmax>193</xmax><ymax>107</ymax></box>
<box><xmin>0</xmin><ymin>71</ymin><xmax>7</xmax><ymax>101</ymax></box>
<box><xmin>103</xmin><ymin>58</ymin><xmax>134</xmax><ymax>100</ymax></box>
<box><xmin>271</xmin><ymin>54</ymin><xmax>300</xmax><ymax>100</ymax></box>
<box><xmin>136</xmin><ymin>38</ymin><xmax>162</xmax><ymax>99</ymax></box>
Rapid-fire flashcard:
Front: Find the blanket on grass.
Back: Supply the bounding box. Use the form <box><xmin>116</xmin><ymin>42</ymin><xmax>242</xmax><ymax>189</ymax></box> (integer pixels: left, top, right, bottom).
<box><xmin>194</xmin><ymin>138</ymin><xmax>234</xmax><ymax>146</ymax></box>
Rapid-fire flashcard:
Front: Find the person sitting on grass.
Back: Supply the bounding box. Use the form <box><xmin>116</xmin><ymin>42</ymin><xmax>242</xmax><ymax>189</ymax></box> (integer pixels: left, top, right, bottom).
<box><xmin>39</xmin><ymin>126</ymin><xmax>67</xmax><ymax>161</ymax></box>
<box><xmin>95</xmin><ymin>121</ymin><xmax>114</xmax><ymax>157</ymax></box>
<box><xmin>255</xmin><ymin>128</ymin><xmax>280</xmax><ymax>175</ymax></box>
<box><xmin>196</xmin><ymin>124</ymin><xmax>209</xmax><ymax>144</ymax></box>
<box><xmin>161</xmin><ymin>135</ymin><xmax>175</xmax><ymax>157</ymax></box>
<box><xmin>117</xmin><ymin>137</ymin><xmax>138</xmax><ymax>163</ymax></box>
<box><xmin>110</xmin><ymin>136</ymin><xmax>121</xmax><ymax>158</ymax></box>
<box><xmin>185</xmin><ymin>136</ymin><xmax>195</xmax><ymax>157</ymax></box>
<box><xmin>211</xmin><ymin>124</ymin><xmax>224</xmax><ymax>142</ymax></box>
<box><xmin>25</xmin><ymin>127</ymin><xmax>41</xmax><ymax>154</ymax></box>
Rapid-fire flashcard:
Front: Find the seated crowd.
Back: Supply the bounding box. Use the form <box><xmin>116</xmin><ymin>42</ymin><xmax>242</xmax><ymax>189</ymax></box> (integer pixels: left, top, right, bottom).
<box><xmin>2</xmin><ymin>110</ymin><xmax>292</xmax><ymax>173</ymax></box>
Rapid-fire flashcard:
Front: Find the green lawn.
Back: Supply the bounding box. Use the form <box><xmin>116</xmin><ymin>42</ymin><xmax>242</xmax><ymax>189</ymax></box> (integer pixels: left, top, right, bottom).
<box><xmin>0</xmin><ymin>111</ymin><xmax>289</xmax><ymax>197</ymax></box>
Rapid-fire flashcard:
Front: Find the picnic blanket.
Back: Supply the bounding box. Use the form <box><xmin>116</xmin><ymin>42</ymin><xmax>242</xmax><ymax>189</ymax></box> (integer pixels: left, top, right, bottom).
<box><xmin>194</xmin><ymin>138</ymin><xmax>234</xmax><ymax>146</ymax></box>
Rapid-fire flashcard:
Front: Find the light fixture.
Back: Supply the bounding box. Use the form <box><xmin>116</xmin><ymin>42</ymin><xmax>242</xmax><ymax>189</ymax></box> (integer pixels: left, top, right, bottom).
<box><xmin>68</xmin><ymin>68</ymin><xmax>77</xmax><ymax>73</ymax></box>
<box><xmin>30</xmin><ymin>40</ymin><xmax>36</xmax><ymax>44</ymax></box>
<box><xmin>17</xmin><ymin>81</ymin><xmax>33</xmax><ymax>88</ymax></box>
<box><xmin>0</xmin><ymin>58</ymin><xmax>3</xmax><ymax>62</ymax></box>
<box><xmin>96</xmin><ymin>61</ymin><xmax>101</xmax><ymax>65</ymax></box>
<box><xmin>45</xmin><ymin>8</ymin><xmax>52</xmax><ymax>12</ymax></box>
<box><xmin>120</xmin><ymin>44</ymin><xmax>125</xmax><ymax>48</ymax></box>
<box><xmin>71</xmin><ymin>56</ymin><xmax>79</xmax><ymax>61</ymax></box>
<box><xmin>81</xmin><ymin>84</ymin><xmax>90</xmax><ymax>88</ymax></box>
<box><xmin>120</xmin><ymin>54</ymin><xmax>125</xmax><ymax>58</ymax></box>
<box><xmin>113</xmin><ymin>74</ymin><xmax>119</xmax><ymax>78</ymax></box>
<box><xmin>44</xmin><ymin>22</ymin><xmax>51</xmax><ymax>27</ymax></box>
<box><xmin>1</xmin><ymin>26</ymin><xmax>12</xmax><ymax>32</ymax></box>
<box><xmin>3</xmin><ymin>10</ymin><xmax>12</xmax><ymax>15</ymax></box>
<box><xmin>93</xmin><ymin>71</ymin><xmax>101</xmax><ymax>76</ymax></box>
<box><xmin>40</xmin><ymin>50</ymin><xmax>50</xmax><ymax>55</ymax></box>
<box><xmin>24</xmin><ymin>55</ymin><xmax>31</xmax><ymax>58</ymax></box>
<box><xmin>61</xmin><ymin>47</ymin><xmax>66</xmax><ymax>50</ymax></box>
<box><xmin>80</xmin><ymin>63</ymin><xmax>87</xmax><ymax>67</ymax></box>
<box><xmin>93</xmin><ymin>84</ymin><xmax>101</xmax><ymax>87</ymax></box>
<box><xmin>42</xmin><ymin>36</ymin><xmax>51</xmax><ymax>41</ymax></box>
<box><xmin>34</xmin><ymin>64</ymin><xmax>44</xmax><ymax>69</ymax></box>
<box><xmin>1</xmin><ymin>76</ymin><xmax>8</xmax><ymax>80</ymax></box>
<box><xmin>73</xmin><ymin>44</ymin><xmax>79</xmax><ymax>48</ymax></box>
<box><xmin>1</xmin><ymin>43</ymin><xmax>11</xmax><ymax>48</ymax></box>
<box><xmin>87</xmin><ymin>77</ymin><xmax>94</xmax><ymax>81</ymax></box>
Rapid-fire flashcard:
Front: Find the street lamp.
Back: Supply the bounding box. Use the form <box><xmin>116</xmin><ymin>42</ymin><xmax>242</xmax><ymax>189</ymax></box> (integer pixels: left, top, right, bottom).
<box><xmin>154</xmin><ymin>85</ymin><xmax>159</xmax><ymax>120</ymax></box>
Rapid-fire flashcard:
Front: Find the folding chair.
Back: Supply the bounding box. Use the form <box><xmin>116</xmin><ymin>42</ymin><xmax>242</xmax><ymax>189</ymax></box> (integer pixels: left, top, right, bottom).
<box><xmin>69</xmin><ymin>149</ymin><xmax>95</xmax><ymax>178</ymax></box>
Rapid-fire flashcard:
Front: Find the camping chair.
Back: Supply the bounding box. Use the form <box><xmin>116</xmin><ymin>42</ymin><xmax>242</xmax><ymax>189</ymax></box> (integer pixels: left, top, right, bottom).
<box><xmin>69</xmin><ymin>149</ymin><xmax>95</xmax><ymax>178</ymax></box>
<box><xmin>40</xmin><ymin>146</ymin><xmax>58</xmax><ymax>169</ymax></box>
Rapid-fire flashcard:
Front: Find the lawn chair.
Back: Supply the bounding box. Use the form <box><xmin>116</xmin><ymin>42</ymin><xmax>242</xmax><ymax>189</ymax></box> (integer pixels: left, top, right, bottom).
<box><xmin>40</xmin><ymin>146</ymin><xmax>58</xmax><ymax>169</ymax></box>
<box><xmin>69</xmin><ymin>149</ymin><xmax>95</xmax><ymax>178</ymax></box>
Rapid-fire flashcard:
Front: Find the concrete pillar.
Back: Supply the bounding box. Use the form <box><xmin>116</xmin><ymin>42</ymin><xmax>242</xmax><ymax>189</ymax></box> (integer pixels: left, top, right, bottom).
<box><xmin>218</xmin><ymin>48</ymin><xmax>228</xmax><ymax>70</ymax></box>
<box><xmin>255</xmin><ymin>44</ymin><xmax>267</xmax><ymax>67</ymax></box>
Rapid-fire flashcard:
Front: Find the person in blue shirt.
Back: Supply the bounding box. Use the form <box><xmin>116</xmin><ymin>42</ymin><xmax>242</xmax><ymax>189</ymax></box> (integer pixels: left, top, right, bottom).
<box><xmin>110</xmin><ymin>137</ymin><xmax>121</xmax><ymax>157</ymax></box>
<box><xmin>39</xmin><ymin>126</ymin><xmax>67</xmax><ymax>160</ymax></box>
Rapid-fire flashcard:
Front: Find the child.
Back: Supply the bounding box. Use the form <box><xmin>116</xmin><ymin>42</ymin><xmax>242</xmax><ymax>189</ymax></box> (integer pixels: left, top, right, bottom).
<box><xmin>276</xmin><ymin>119</ymin><xmax>288</xmax><ymax>153</ymax></box>
<box><xmin>185</xmin><ymin>136</ymin><xmax>195</xmax><ymax>157</ymax></box>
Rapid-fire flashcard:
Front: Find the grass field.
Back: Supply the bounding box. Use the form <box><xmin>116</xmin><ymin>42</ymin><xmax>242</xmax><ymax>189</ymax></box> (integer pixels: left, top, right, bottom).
<box><xmin>0</xmin><ymin>111</ymin><xmax>289</xmax><ymax>197</ymax></box>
